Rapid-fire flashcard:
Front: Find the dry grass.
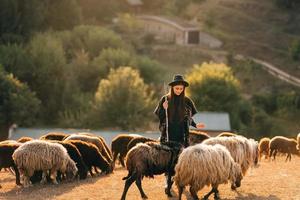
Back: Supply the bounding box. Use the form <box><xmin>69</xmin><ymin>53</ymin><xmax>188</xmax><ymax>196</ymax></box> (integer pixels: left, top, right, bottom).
<box><xmin>1</xmin><ymin>156</ymin><xmax>300</xmax><ymax>200</ymax></box>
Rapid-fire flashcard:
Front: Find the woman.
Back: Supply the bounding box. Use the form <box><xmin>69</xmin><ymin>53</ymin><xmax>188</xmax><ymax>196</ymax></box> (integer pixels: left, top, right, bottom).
<box><xmin>154</xmin><ymin>74</ymin><xmax>204</xmax><ymax>147</ymax></box>
<box><xmin>154</xmin><ymin>74</ymin><xmax>205</xmax><ymax>197</ymax></box>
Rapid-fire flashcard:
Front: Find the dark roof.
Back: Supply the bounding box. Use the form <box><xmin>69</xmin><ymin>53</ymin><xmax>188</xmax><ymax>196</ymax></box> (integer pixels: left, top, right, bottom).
<box><xmin>190</xmin><ymin>112</ymin><xmax>231</xmax><ymax>131</ymax></box>
<box><xmin>126</xmin><ymin>0</ymin><xmax>143</xmax><ymax>6</ymax></box>
<box><xmin>138</xmin><ymin>15</ymin><xmax>199</xmax><ymax>31</ymax></box>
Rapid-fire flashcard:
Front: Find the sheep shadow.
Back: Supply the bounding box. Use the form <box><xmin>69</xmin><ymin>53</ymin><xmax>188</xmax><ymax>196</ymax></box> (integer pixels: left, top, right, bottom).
<box><xmin>0</xmin><ymin>173</ymin><xmax>110</xmax><ymax>199</ymax></box>
<box><xmin>228</xmin><ymin>191</ymin><xmax>281</xmax><ymax>200</ymax></box>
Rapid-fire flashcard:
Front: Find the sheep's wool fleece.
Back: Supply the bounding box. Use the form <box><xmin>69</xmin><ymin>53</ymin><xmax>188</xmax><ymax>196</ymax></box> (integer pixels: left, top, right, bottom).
<box><xmin>203</xmin><ymin>136</ymin><xmax>258</xmax><ymax>175</ymax></box>
<box><xmin>13</xmin><ymin>140</ymin><xmax>69</xmax><ymax>171</ymax></box>
<box><xmin>174</xmin><ymin>144</ymin><xmax>240</xmax><ymax>191</ymax></box>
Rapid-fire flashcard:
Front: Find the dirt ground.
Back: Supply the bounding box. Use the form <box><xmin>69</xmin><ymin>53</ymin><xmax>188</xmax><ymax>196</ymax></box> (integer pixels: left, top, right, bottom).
<box><xmin>0</xmin><ymin>156</ymin><xmax>299</xmax><ymax>200</ymax></box>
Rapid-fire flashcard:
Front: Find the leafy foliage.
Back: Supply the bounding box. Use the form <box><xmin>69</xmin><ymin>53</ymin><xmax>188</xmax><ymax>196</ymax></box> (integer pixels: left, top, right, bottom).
<box><xmin>94</xmin><ymin>67</ymin><xmax>155</xmax><ymax>130</ymax></box>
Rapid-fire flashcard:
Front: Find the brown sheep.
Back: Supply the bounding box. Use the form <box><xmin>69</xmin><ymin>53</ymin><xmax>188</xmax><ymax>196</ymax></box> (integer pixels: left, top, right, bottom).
<box><xmin>189</xmin><ymin>130</ymin><xmax>210</xmax><ymax>145</ymax></box>
<box><xmin>17</xmin><ymin>137</ymin><xmax>33</xmax><ymax>143</ymax></box>
<box><xmin>64</xmin><ymin>134</ymin><xmax>112</xmax><ymax>170</ymax></box>
<box><xmin>76</xmin><ymin>133</ymin><xmax>112</xmax><ymax>159</ymax></box>
<box><xmin>0</xmin><ymin>143</ymin><xmax>22</xmax><ymax>186</ymax></box>
<box><xmin>111</xmin><ymin>134</ymin><xmax>140</xmax><ymax>168</ymax></box>
<box><xmin>40</xmin><ymin>132</ymin><xmax>69</xmax><ymax>141</ymax></box>
<box><xmin>127</xmin><ymin>137</ymin><xmax>157</xmax><ymax>152</ymax></box>
<box><xmin>258</xmin><ymin>137</ymin><xmax>270</xmax><ymax>160</ymax></box>
<box><xmin>121</xmin><ymin>141</ymin><xmax>183</xmax><ymax>200</ymax></box>
<box><xmin>269</xmin><ymin>136</ymin><xmax>300</xmax><ymax>161</ymax></box>
<box><xmin>217</xmin><ymin>132</ymin><xmax>237</xmax><ymax>137</ymax></box>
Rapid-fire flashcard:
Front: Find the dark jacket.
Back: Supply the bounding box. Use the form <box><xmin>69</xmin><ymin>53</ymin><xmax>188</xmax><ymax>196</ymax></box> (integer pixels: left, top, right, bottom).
<box><xmin>154</xmin><ymin>95</ymin><xmax>198</xmax><ymax>146</ymax></box>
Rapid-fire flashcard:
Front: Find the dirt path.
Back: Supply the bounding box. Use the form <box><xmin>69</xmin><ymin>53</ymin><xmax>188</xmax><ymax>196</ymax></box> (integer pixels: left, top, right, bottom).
<box><xmin>1</xmin><ymin>156</ymin><xmax>300</xmax><ymax>200</ymax></box>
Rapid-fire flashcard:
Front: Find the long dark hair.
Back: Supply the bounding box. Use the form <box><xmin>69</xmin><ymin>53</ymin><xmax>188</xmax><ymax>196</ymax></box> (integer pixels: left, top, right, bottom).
<box><xmin>168</xmin><ymin>86</ymin><xmax>186</xmax><ymax>123</ymax></box>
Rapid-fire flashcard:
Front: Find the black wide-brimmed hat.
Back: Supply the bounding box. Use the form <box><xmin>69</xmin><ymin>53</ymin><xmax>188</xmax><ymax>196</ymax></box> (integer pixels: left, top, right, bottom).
<box><xmin>168</xmin><ymin>74</ymin><xmax>189</xmax><ymax>87</ymax></box>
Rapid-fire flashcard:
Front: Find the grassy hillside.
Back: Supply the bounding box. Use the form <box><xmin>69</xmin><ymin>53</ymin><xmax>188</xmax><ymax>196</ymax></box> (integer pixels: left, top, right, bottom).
<box><xmin>183</xmin><ymin>0</ymin><xmax>300</xmax><ymax>76</ymax></box>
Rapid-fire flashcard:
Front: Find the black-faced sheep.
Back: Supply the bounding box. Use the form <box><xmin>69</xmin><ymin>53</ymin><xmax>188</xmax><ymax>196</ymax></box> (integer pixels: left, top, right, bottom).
<box><xmin>17</xmin><ymin>137</ymin><xmax>33</xmax><ymax>143</ymax></box>
<box><xmin>269</xmin><ymin>136</ymin><xmax>300</xmax><ymax>161</ymax></box>
<box><xmin>217</xmin><ymin>132</ymin><xmax>237</xmax><ymax>137</ymax></box>
<box><xmin>258</xmin><ymin>137</ymin><xmax>270</xmax><ymax>160</ymax></box>
<box><xmin>120</xmin><ymin>141</ymin><xmax>183</xmax><ymax>200</ymax></box>
<box><xmin>111</xmin><ymin>134</ymin><xmax>140</xmax><ymax>168</ymax></box>
<box><xmin>174</xmin><ymin>144</ymin><xmax>243</xmax><ymax>200</ymax></box>
<box><xmin>0</xmin><ymin>143</ymin><xmax>22</xmax><ymax>186</ymax></box>
<box><xmin>12</xmin><ymin>140</ymin><xmax>78</xmax><ymax>187</ymax></box>
<box><xmin>203</xmin><ymin>136</ymin><xmax>259</xmax><ymax>176</ymax></box>
<box><xmin>127</xmin><ymin>137</ymin><xmax>157</xmax><ymax>152</ymax></box>
<box><xmin>40</xmin><ymin>132</ymin><xmax>69</xmax><ymax>141</ymax></box>
<box><xmin>66</xmin><ymin>140</ymin><xmax>112</xmax><ymax>176</ymax></box>
<box><xmin>189</xmin><ymin>130</ymin><xmax>210</xmax><ymax>145</ymax></box>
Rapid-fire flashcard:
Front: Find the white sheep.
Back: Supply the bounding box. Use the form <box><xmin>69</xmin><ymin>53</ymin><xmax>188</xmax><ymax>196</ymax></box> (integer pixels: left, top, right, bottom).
<box><xmin>174</xmin><ymin>144</ymin><xmax>243</xmax><ymax>200</ymax></box>
<box><xmin>12</xmin><ymin>140</ymin><xmax>78</xmax><ymax>187</ymax></box>
<box><xmin>203</xmin><ymin>135</ymin><xmax>259</xmax><ymax>176</ymax></box>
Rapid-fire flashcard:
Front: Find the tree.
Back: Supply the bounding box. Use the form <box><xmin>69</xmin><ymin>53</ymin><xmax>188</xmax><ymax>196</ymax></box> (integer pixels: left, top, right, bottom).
<box><xmin>0</xmin><ymin>0</ymin><xmax>45</xmax><ymax>43</ymax></box>
<box><xmin>26</xmin><ymin>33</ymin><xmax>67</xmax><ymax>123</ymax></box>
<box><xmin>94</xmin><ymin>67</ymin><xmax>154</xmax><ymax>130</ymax></box>
<box><xmin>186</xmin><ymin>62</ymin><xmax>242</xmax><ymax>130</ymax></box>
<box><xmin>0</xmin><ymin>68</ymin><xmax>40</xmax><ymax>140</ymax></box>
<box><xmin>91</xmin><ymin>48</ymin><xmax>134</xmax><ymax>79</ymax></box>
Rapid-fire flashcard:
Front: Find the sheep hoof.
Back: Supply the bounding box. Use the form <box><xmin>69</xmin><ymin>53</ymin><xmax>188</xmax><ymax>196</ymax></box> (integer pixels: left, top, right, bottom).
<box><xmin>164</xmin><ymin>188</ymin><xmax>172</xmax><ymax>197</ymax></box>
<box><xmin>141</xmin><ymin>194</ymin><xmax>148</xmax><ymax>199</ymax></box>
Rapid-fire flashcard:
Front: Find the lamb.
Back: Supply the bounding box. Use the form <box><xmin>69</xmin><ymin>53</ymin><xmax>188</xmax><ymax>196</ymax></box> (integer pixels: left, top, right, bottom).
<box><xmin>0</xmin><ymin>143</ymin><xmax>22</xmax><ymax>186</ymax></box>
<box><xmin>174</xmin><ymin>144</ymin><xmax>243</xmax><ymax>200</ymax></box>
<box><xmin>203</xmin><ymin>136</ymin><xmax>259</xmax><ymax>176</ymax></box>
<box><xmin>189</xmin><ymin>130</ymin><xmax>210</xmax><ymax>145</ymax></box>
<box><xmin>111</xmin><ymin>134</ymin><xmax>140</xmax><ymax>168</ymax></box>
<box><xmin>40</xmin><ymin>132</ymin><xmax>69</xmax><ymax>141</ymax></box>
<box><xmin>120</xmin><ymin>141</ymin><xmax>183</xmax><ymax>200</ymax></box>
<box><xmin>269</xmin><ymin>136</ymin><xmax>300</xmax><ymax>161</ymax></box>
<box><xmin>66</xmin><ymin>140</ymin><xmax>112</xmax><ymax>176</ymax></box>
<box><xmin>127</xmin><ymin>136</ymin><xmax>157</xmax><ymax>152</ymax></box>
<box><xmin>258</xmin><ymin>137</ymin><xmax>270</xmax><ymax>160</ymax></box>
<box><xmin>12</xmin><ymin>140</ymin><xmax>78</xmax><ymax>187</ymax></box>
<box><xmin>17</xmin><ymin>137</ymin><xmax>33</xmax><ymax>143</ymax></box>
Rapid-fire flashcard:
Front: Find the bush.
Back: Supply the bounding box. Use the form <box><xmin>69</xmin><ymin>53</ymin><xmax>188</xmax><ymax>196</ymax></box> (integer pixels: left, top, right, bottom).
<box><xmin>94</xmin><ymin>67</ymin><xmax>154</xmax><ymax>130</ymax></box>
<box><xmin>186</xmin><ymin>62</ymin><xmax>242</xmax><ymax>130</ymax></box>
<box><xmin>289</xmin><ymin>39</ymin><xmax>300</xmax><ymax>61</ymax></box>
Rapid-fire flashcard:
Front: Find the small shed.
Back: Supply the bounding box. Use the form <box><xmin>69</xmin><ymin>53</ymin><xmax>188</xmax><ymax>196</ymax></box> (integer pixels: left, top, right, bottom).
<box><xmin>137</xmin><ymin>15</ymin><xmax>200</xmax><ymax>45</ymax></box>
<box><xmin>190</xmin><ymin>112</ymin><xmax>231</xmax><ymax>136</ymax></box>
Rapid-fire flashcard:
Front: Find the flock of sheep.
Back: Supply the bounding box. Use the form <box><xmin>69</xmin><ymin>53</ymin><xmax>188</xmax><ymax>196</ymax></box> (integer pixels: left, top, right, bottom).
<box><xmin>0</xmin><ymin>131</ymin><xmax>299</xmax><ymax>200</ymax></box>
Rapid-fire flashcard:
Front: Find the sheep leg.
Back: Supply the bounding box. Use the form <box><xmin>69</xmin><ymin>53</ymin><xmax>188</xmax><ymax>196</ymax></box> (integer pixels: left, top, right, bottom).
<box><xmin>273</xmin><ymin>150</ymin><xmax>277</xmax><ymax>161</ymax></box>
<box><xmin>189</xmin><ymin>187</ymin><xmax>199</xmax><ymax>200</ymax></box>
<box><xmin>12</xmin><ymin>164</ymin><xmax>21</xmax><ymax>186</ymax></box>
<box><xmin>89</xmin><ymin>167</ymin><xmax>94</xmax><ymax>177</ymax></box>
<box><xmin>41</xmin><ymin>171</ymin><xmax>48</xmax><ymax>184</ymax></box>
<box><xmin>164</xmin><ymin>174</ymin><xmax>173</xmax><ymax>197</ymax></box>
<box><xmin>112</xmin><ymin>152</ymin><xmax>118</xmax><ymax>168</ymax></box>
<box><xmin>119</xmin><ymin>154</ymin><xmax>126</xmax><ymax>167</ymax></box>
<box><xmin>177</xmin><ymin>185</ymin><xmax>184</xmax><ymax>200</ymax></box>
<box><xmin>203</xmin><ymin>187</ymin><xmax>215</xmax><ymax>200</ymax></box>
<box><xmin>50</xmin><ymin>169</ymin><xmax>58</xmax><ymax>185</ymax></box>
<box><xmin>135</xmin><ymin>176</ymin><xmax>148</xmax><ymax>199</ymax></box>
<box><xmin>213</xmin><ymin>187</ymin><xmax>220</xmax><ymax>200</ymax></box>
<box><xmin>121</xmin><ymin>173</ymin><xmax>137</xmax><ymax>200</ymax></box>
